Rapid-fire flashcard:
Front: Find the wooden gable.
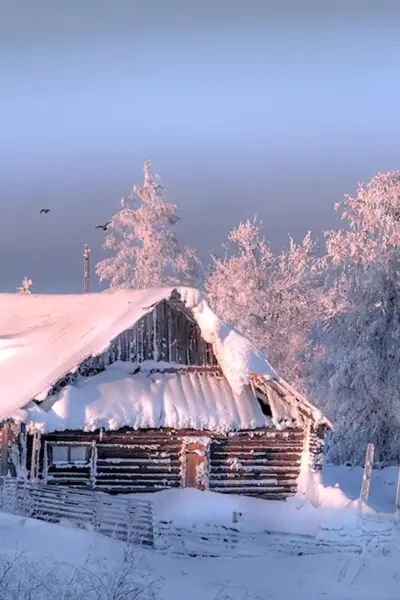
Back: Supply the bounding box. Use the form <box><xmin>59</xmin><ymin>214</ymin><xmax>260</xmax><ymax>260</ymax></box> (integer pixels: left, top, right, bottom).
<box><xmin>36</xmin><ymin>296</ymin><xmax>218</xmax><ymax>401</ymax></box>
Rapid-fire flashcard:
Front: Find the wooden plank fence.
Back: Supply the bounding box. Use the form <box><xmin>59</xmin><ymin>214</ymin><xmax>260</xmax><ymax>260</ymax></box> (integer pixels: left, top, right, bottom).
<box><xmin>0</xmin><ymin>477</ymin><xmax>154</xmax><ymax>547</ymax></box>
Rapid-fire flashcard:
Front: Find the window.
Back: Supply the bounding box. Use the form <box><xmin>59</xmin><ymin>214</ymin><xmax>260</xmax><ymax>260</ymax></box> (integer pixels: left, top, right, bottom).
<box><xmin>51</xmin><ymin>445</ymin><xmax>89</xmax><ymax>465</ymax></box>
<box><xmin>70</xmin><ymin>446</ymin><xmax>87</xmax><ymax>462</ymax></box>
<box><xmin>52</xmin><ymin>446</ymin><xmax>68</xmax><ymax>463</ymax></box>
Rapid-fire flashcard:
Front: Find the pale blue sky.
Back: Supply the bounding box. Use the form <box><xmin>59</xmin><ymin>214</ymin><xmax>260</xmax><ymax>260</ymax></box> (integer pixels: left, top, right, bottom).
<box><xmin>1</xmin><ymin>1</ymin><xmax>399</xmax><ymax>292</ymax></box>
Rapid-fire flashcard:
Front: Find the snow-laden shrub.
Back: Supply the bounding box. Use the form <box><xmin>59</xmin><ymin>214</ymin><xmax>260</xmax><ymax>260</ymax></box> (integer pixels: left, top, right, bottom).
<box><xmin>0</xmin><ymin>546</ymin><xmax>160</xmax><ymax>600</ymax></box>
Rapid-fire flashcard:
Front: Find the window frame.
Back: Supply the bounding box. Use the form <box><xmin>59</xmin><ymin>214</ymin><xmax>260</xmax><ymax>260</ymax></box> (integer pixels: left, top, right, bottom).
<box><xmin>50</xmin><ymin>443</ymin><xmax>90</xmax><ymax>466</ymax></box>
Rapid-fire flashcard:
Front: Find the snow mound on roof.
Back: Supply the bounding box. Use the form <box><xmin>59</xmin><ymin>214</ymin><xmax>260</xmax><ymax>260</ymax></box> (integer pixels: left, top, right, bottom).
<box><xmin>18</xmin><ymin>361</ymin><xmax>272</xmax><ymax>433</ymax></box>
<box><xmin>178</xmin><ymin>287</ymin><xmax>276</xmax><ymax>394</ymax></box>
<box><xmin>0</xmin><ymin>286</ymin><xmax>317</xmax><ymax>425</ymax></box>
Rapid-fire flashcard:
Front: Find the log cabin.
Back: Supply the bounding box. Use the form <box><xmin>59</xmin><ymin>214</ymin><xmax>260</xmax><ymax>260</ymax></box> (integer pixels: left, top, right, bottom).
<box><xmin>0</xmin><ymin>287</ymin><xmax>331</xmax><ymax>500</ymax></box>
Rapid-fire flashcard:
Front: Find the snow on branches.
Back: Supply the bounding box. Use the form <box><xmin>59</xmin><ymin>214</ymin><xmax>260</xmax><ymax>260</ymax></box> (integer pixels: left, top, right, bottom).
<box><xmin>304</xmin><ymin>171</ymin><xmax>400</xmax><ymax>465</ymax></box>
<box><xmin>205</xmin><ymin>218</ymin><xmax>325</xmax><ymax>386</ymax></box>
<box><xmin>17</xmin><ymin>277</ymin><xmax>33</xmax><ymax>294</ymax></box>
<box><xmin>96</xmin><ymin>160</ymin><xmax>202</xmax><ymax>289</ymax></box>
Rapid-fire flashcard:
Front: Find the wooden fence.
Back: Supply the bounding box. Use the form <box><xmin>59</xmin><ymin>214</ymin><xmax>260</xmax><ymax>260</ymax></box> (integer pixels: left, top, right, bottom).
<box><xmin>0</xmin><ymin>477</ymin><xmax>154</xmax><ymax>546</ymax></box>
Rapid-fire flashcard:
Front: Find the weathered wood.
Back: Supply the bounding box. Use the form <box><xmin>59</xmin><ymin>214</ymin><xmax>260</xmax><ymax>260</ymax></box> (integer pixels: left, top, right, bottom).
<box><xmin>396</xmin><ymin>467</ymin><xmax>400</xmax><ymax>513</ymax></box>
<box><xmin>208</xmin><ymin>432</ymin><xmax>303</xmax><ymax>500</ymax></box>
<box><xmin>29</xmin><ymin>425</ymin><xmax>306</xmax><ymax>499</ymax></box>
<box><xmin>1</xmin><ymin>479</ymin><xmax>155</xmax><ymax>546</ymax></box>
<box><xmin>83</xmin><ymin>244</ymin><xmax>90</xmax><ymax>294</ymax></box>
<box><xmin>182</xmin><ymin>438</ymin><xmax>209</xmax><ymax>490</ymax></box>
<box><xmin>0</xmin><ymin>423</ymin><xmax>8</xmax><ymax>476</ymax></box>
<box><xmin>36</xmin><ymin>297</ymin><xmax>218</xmax><ymax>403</ymax></box>
<box><xmin>360</xmin><ymin>443</ymin><xmax>374</xmax><ymax>503</ymax></box>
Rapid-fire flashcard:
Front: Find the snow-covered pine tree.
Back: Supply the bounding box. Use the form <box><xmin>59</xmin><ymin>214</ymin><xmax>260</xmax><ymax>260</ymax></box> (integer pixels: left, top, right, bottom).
<box><xmin>205</xmin><ymin>218</ymin><xmax>324</xmax><ymax>385</ymax></box>
<box><xmin>17</xmin><ymin>277</ymin><xmax>33</xmax><ymax>294</ymax></box>
<box><xmin>304</xmin><ymin>170</ymin><xmax>400</xmax><ymax>465</ymax></box>
<box><xmin>96</xmin><ymin>160</ymin><xmax>202</xmax><ymax>289</ymax></box>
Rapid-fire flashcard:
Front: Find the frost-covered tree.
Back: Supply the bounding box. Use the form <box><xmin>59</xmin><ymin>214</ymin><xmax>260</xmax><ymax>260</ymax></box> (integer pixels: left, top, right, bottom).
<box><xmin>17</xmin><ymin>277</ymin><xmax>33</xmax><ymax>294</ymax></box>
<box><xmin>304</xmin><ymin>171</ymin><xmax>400</xmax><ymax>465</ymax></box>
<box><xmin>96</xmin><ymin>160</ymin><xmax>202</xmax><ymax>289</ymax></box>
<box><xmin>205</xmin><ymin>218</ymin><xmax>325</xmax><ymax>384</ymax></box>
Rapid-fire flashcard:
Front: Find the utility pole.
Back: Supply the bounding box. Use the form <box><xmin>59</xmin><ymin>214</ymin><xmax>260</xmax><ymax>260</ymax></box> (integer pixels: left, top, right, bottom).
<box><xmin>83</xmin><ymin>244</ymin><xmax>90</xmax><ymax>294</ymax></box>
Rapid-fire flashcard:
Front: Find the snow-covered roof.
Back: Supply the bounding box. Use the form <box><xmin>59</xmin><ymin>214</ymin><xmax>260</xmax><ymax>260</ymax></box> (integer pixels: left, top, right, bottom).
<box><xmin>0</xmin><ymin>287</ymin><xmax>330</xmax><ymax>428</ymax></box>
<box><xmin>17</xmin><ymin>361</ymin><xmax>274</xmax><ymax>433</ymax></box>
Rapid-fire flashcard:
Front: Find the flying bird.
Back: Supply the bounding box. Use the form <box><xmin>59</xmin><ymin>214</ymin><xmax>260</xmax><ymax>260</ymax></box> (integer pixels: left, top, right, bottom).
<box><xmin>40</xmin><ymin>208</ymin><xmax>50</xmax><ymax>214</ymax></box>
<box><xmin>95</xmin><ymin>221</ymin><xmax>111</xmax><ymax>231</ymax></box>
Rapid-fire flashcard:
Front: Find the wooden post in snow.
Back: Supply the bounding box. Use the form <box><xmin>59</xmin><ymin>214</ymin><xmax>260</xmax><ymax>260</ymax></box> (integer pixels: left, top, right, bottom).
<box><xmin>360</xmin><ymin>443</ymin><xmax>375</xmax><ymax>504</ymax></box>
<box><xmin>83</xmin><ymin>244</ymin><xmax>90</xmax><ymax>294</ymax></box>
<box><xmin>30</xmin><ymin>432</ymin><xmax>38</xmax><ymax>481</ymax></box>
<box><xmin>0</xmin><ymin>422</ymin><xmax>9</xmax><ymax>476</ymax></box>
<box><xmin>395</xmin><ymin>466</ymin><xmax>400</xmax><ymax>515</ymax></box>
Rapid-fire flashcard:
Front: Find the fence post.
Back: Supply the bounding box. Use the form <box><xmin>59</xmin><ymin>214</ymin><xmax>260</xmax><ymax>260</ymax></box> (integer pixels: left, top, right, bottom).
<box><xmin>91</xmin><ymin>491</ymin><xmax>100</xmax><ymax>533</ymax></box>
<box><xmin>395</xmin><ymin>466</ymin><xmax>400</xmax><ymax>520</ymax></box>
<box><xmin>360</xmin><ymin>443</ymin><xmax>375</xmax><ymax>504</ymax></box>
<box><xmin>83</xmin><ymin>244</ymin><xmax>90</xmax><ymax>294</ymax></box>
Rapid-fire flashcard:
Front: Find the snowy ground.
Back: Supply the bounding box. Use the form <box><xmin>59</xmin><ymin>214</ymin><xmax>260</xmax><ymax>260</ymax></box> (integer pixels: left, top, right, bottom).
<box><xmin>1</xmin><ymin>465</ymin><xmax>400</xmax><ymax>599</ymax></box>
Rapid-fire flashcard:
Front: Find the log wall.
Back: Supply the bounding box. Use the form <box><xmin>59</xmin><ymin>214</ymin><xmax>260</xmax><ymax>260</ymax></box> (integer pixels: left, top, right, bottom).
<box><xmin>41</xmin><ymin>431</ymin><xmax>182</xmax><ymax>493</ymax></box>
<box><xmin>209</xmin><ymin>429</ymin><xmax>304</xmax><ymax>500</ymax></box>
<box><xmin>0</xmin><ymin>424</ymin><xmax>5</xmax><ymax>476</ymax></box>
<box><xmin>28</xmin><ymin>427</ymin><xmax>306</xmax><ymax>500</ymax></box>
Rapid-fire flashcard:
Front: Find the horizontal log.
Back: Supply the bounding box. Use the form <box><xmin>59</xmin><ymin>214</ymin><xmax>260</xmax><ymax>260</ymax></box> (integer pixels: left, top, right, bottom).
<box><xmin>94</xmin><ymin>484</ymin><xmax>179</xmax><ymax>492</ymax></box>
<box><xmin>209</xmin><ymin>452</ymin><xmax>303</xmax><ymax>461</ymax></box>
<box><xmin>96</xmin><ymin>464</ymin><xmax>180</xmax><ymax>472</ymax></box>
<box><xmin>209</xmin><ymin>472</ymin><xmax>299</xmax><ymax>481</ymax></box>
<box><xmin>97</xmin><ymin>450</ymin><xmax>181</xmax><ymax>460</ymax></box>
<box><xmin>210</xmin><ymin>458</ymin><xmax>302</xmax><ymax>467</ymax></box>
<box><xmin>210</xmin><ymin>442</ymin><xmax>304</xmax><ymax>450</ymax></box>
<box><xmin>210</xmin><ymin>449</ymin><xmax>302</xmax><ymax>457</ymax></box>
<box><xmin>47</xmin><ymin>475</ymin><xmax>91</xmax><ymax>483</ymax></box>
<box><xmin>96</xmin><ymin>458</ymin><xmax>180</xmax><ymax>466</ymax></box>
<box><xmin>209</xmin><ymin>473</ymin><xmax>298</xmax><ymax>483</ymax></box>
<box><xmin>226</xmin><ymin>492</ymin><xmax>295</xmax><ymax>501</ymax></box>
<box><xmin>209</xmin><ymin>461</ymin><xmax>300</xmax><ymax>470</ymax></box>
<box><xmin>95</xmin><ymin>473</ymin><xmax>180</xmax><ymax>481</ymax></box>
<box><xmin>210</xmin><ymin>478</ymin><xmax>278</xmax><ymax>487</ymax></box>
<box><xmin>209</xmin><ymin>485</ymin><xmax>297</xmax><ymax>494</ymax></box>
<box><xmin>223</xmin><ymin>437</ymin><xmax>303</xmax><ymax>444</ymax></box>
<box><xmin>95</xmin><ymin>477</ymin><xmax>180</xmax><ymax>485</ymax></box>
<box><xmin>47</xmin><ymin>480</ymin><xmax>91</xmax><ymax>487</ymax></box>
<box><xmin>48</xmin><ymin>467</ymin><xmax>90</xmax><ymax>474</ymax></box>
<box><xmin>96</xmin><ymin>471</ymin><xmax>180</xmax><ymax>480</ymax></box>
<box><xmin>228</xmin><ymin>430</ymin><xmax>303</xmax><ymax>437</ymax></box>
<box><xmin>97</xmin><ymin>443</ymin><xmax>181</xmax><ymax>452</ymax></box>
<box><xmin>43</xmin><ymin>435</ymin><xmax>180</xmax><ymax>446</ymax></box>
<box><xmin>211</xmin><ymin>441</ymin><xmax>304</xmax><ymax>449</ymax></box>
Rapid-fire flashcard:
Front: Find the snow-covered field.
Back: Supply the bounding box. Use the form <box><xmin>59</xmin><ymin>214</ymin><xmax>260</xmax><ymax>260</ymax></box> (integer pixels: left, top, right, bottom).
<box><xmin>1</xmin><ymin>465</ymin><xmax>400</xmax><ymax>600</ymax></box>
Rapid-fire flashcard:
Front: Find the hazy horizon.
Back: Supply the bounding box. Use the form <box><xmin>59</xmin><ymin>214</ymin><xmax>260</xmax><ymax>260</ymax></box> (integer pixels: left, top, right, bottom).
<box><xmin>1</xmin><ymin>0</ymin><xmax>400</xmax><ymax>293</ymax></box>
